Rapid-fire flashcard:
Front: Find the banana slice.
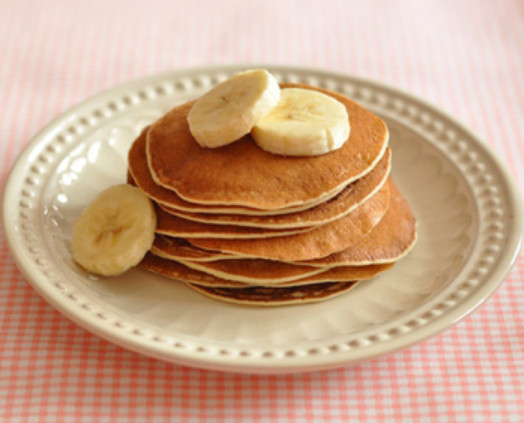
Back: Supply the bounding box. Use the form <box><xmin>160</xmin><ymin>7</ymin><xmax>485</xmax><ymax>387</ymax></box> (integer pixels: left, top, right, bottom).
<box><xmin>187</xmin><ymin>69</ymin><xmax>281</xmax><ymax>148</ymax></box>
<box><xmin>251</xmin><ymin>88</ymin><xmax>350</xmax><ymax>156</ymax></box>
<box><xmin>71</xmin><ymin>184</ymin><xmax>157</xmax><ymax>276</ymax></box>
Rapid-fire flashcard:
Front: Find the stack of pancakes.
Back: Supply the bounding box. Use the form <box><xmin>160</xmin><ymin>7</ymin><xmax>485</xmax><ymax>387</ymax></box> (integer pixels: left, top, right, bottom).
<box><xmin>128</xmin><ymin>83</ymin><xmax>417</xmax><ymax>306</ymax></box>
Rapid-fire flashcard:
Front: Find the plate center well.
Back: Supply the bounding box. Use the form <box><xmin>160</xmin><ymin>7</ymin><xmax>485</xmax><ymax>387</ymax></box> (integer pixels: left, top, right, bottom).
<box><xmin>40</xmin><ymin>109</ymin><xmax>477</xmax><ymax>346</ymax></box>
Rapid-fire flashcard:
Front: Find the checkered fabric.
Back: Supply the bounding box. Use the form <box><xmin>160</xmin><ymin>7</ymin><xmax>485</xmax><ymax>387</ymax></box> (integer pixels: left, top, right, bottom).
<box><xmin>1</xmin><ymin>0</ymin><xmax>523</xmax><ymax>421</ymax></box>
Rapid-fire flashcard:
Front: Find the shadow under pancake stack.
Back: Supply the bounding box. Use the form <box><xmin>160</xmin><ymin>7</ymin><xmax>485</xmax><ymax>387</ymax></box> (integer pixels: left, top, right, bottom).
<box><xmin>128</xmin><ymin>83</ymin><xmax>417</xmax><ymax>306</ymax></box>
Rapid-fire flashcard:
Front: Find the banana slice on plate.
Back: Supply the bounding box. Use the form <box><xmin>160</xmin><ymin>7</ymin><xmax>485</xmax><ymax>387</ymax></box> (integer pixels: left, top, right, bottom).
<box><xmin>252</xmin><ymin>88</ymin><xmax>350</xmax><ymax>156</ymax></box>
<box><xmin>71</xmin><ymin>184</ymin><xmax>157</xmax><ymax>276</ymax></box>
<box><xmin>187</xmin><ymin>69</ymin><xmax>281</xmax><ymax>148</ymax></box>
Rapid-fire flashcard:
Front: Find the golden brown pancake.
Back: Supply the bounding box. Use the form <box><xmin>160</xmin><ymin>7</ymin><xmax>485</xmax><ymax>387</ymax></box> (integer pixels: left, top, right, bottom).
<box><xmin>141</xmin><ymin>253</ymin><xmax>243</xmax><ymax>287</ymax></box>
<box><xmin>146</xmin><ymin>83</ymin><xmax>389</xmax><ymax>209</ymax></box>
<box><xmin>155</xmin><ymin>205</ymin><xmax>315</xmax><ymax>239</ymax></box>
<box><xmin>151</xmin><ymin>236</ymin><xmax>232</xmax><ymax>262</ymax></box>
<box><xmin>140</xmin><ymin>253</ymin><xmax>392</xmax><ymax>287</ymax></box>
<box><xmin>188</xmin><ymin>282</ymin><xmax>359</xmax><ymax>306</ymax></box>
<box><xmin>175</xmin><ymin>258</ymin><xmax>327</xmax><ymax>283</ymax></box>
<box><xmin>129</xmin><ymin>127</ymin><xmax>345</xmax><ymax>216</ymax></box>
<box><xmin>187</xmin><ymin>180</ymin><xmax>391</xmax><ymax>261</ymax></box>
<box><xmin>175</xmin><ymin>258</ymin><xmax>393</xmax><ymax>284</ymax></box>
<box><xmin>127</xmin><ymin>75</ymin><xmax>417</xmax><ymax>307</ymax></box>
<box><xmin>150</xmin><ymin>181</ymin><xmax>416</xmax><ymax>266</ymax></box>
<box><xmin>302</xmin><ymin>180</ymin><xmax>417</xmax><ymax>266</ymax></box>
<box><xmin>159</xmin><ymin>148</ymin><xmax>391</xmax><ymax>228</ymax></box>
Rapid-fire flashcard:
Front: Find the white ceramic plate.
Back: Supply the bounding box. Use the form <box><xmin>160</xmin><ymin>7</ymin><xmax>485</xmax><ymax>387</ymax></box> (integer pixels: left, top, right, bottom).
<box><xmin>3</xmin><ymin>65</ymin><xmax>522</xmax><ymax>374</ymax></box>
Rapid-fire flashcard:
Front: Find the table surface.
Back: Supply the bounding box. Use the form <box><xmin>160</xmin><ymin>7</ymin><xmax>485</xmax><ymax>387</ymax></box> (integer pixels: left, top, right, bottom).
<box><xmin>1</xmin><ymin>0</ymin><xmax>523</xmax><ymax>421</ymax></box>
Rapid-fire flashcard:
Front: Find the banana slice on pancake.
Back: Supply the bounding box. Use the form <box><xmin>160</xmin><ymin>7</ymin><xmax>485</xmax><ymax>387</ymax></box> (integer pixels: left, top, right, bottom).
<box><xmin>252</xmin><ymin>88</ymin><xmax>350</xmax><ymax>156</ymax></box>
<box><xmin>71</xmin><ymin>184</ymin><xmax>157</xmax><ymax>276</ymax></box>
<box><xmin>187</xmin><ymin>69</ymin><xmax>281</xmax><ymax>148</ymax></box>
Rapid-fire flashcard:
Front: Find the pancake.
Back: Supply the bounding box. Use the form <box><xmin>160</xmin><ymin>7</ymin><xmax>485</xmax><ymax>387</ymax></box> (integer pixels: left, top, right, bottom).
<box><xmin>174</xmin><ymin>257</ymin><xmax>393</xmax><ymax>284</ymax></box>
<box><xmin>129</xmin><ymin>127</ymin><xmax>342</xmax><ymax>216</ymax></box>
<box><xmin>160</xmin><ymin>148</ymin><xmax>391</xmax><ymax>228</ymax></box>
<box><xmin>187</xmin><ymin>180</ymin><xmax>391</xmax><ymax>261</ymax></box>
<box><xmin>155</xmin><ymin>205</ymin><xmax>315</xmax><ymax>239</ymax></box>
<box><xmin>175</xmin><ymin>258</ymin><xmax>327</xmax><ymax>283</ymax></box>
<box><xmin>150</xmin><ymin>180</ymin><xmax>415</xmax><ymax>266</ymax></box>
<box><xmin>141</xmin><ymin>252</ymin><xmax>243</xmax><ymax>287</ymax></box>
<box><xmin>140</xmin><ymin>253</ymin><xmax>391</xmax><ymax>287</ymax></box>
<box><xmin>302</xmin><ymin>180</ymin><xmax>417</xmax><ymax>266</ymax></box>
<box><xmin>146</xmin><ymin>83</ymin><xmax>389</xmax><ymax>209</ymax></box>
<box><xmin>188</xmin><ymin>282</ymin><xmax>359</xmax><ymax>306</ymax></box>
<box><xmin>151</xmin><ymin>236</ymin><xmax>232</xmax><ymax>262</ymax></box>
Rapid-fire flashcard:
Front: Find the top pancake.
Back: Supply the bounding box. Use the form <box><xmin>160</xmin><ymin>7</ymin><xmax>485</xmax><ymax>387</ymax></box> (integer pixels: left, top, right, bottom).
<box><xmin>129</xmin><ymin>127</ymin><xmax>346</xmax><ymax>216</ymax></box>
<box><xmin>146</xmin><ymin>83</ymin><xmax>389</xmax><ymax>210</ymax></box>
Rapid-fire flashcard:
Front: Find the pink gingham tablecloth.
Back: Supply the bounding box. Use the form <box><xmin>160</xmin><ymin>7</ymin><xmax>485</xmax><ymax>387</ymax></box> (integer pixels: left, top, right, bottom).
<box><xmin>1</xmin><ymin>0</ymin><xmax>523</xmax><ymax>421</ymax></box>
